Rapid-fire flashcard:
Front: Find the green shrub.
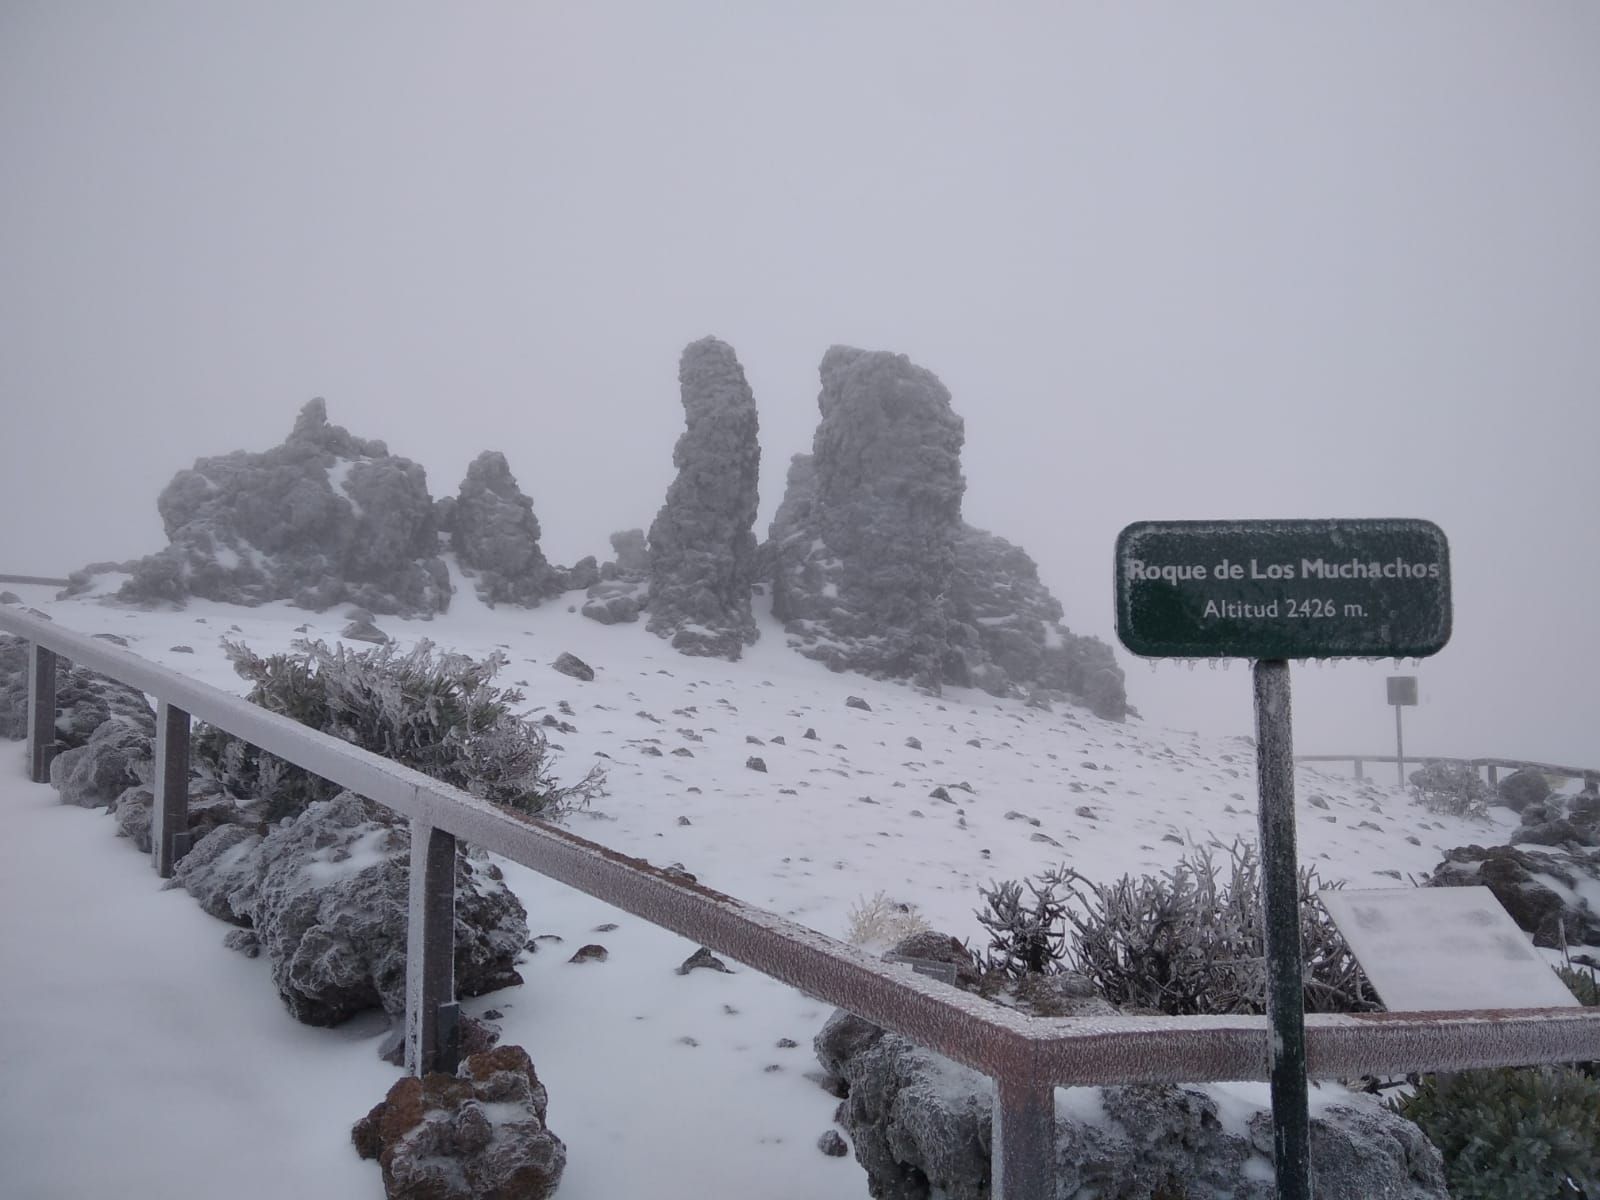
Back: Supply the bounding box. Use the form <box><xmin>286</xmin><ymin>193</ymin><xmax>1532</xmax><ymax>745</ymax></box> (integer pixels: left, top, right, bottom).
<box><xmin>1054</xmin><ymin>841</ymin><xmax>1377</xmax><ymax>1015</ymax></box>
<box><xmin>1409</xmin><ymin>760</ymin><xmax>1494</xmax><ymax>819</ymax></box>
<box><xmin>194</xmin><ymin>638</ymin><xmax>603</xmax><ymax>821</ymax></box>
<box><xmin>1559</xmin><ymin>963</ymin><xmax>1600</xmax><ymax>1007</ymax></box>
<box><xmin>1394</xmin><ymin>1067</ymin><xmax>1600</xmax><ymax>1199</ymax></box>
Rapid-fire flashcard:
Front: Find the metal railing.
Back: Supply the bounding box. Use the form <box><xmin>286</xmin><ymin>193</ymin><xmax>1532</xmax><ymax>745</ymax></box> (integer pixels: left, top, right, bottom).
<box><xmin>6</xmin><ymin>605</ymin><xmax>1600</xmax><ymax>1200</ymax></box>
<box><xmin>1298</xmin><ymin>753</ymin><xmax>1597</xmax><ymax>786</ymax></box>
<box><xmin>0</xmin><ymin>573</ymin><xmax>71</xmax><ymax>588</ymax></box>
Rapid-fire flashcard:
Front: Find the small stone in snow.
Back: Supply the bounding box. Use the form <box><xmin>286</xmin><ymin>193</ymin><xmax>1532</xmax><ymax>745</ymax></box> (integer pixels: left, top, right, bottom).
<box><xmin>677</xmin><ymin>947</ymin><xmax>732</xmax><ymax>976</ymax></box>
<box><xmin>803</xmin><ymin>728</ymin><xmax>820</xmax><ymax>740</ymax></box>
<box><xmin>845</xmin><ymin>696</ymin><xmax>872</xmax><ymax>712</ymax></box>
<box><xmin>818</xmin><ymin>1130</ymin><xmax>849</xmax><ymax>1157</ymax></box>
<box><xmin>746</xmin><ymin>756</ymin><xmax>768</xmax><ymax>773</ymax></box>
<box><xmin>568</xmin><ymin>944</ymin><xmax>608</xmax><ymax>963</ymax></box>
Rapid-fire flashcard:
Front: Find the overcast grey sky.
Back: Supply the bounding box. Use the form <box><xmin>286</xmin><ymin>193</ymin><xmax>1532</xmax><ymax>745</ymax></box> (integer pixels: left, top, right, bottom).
<box><xmin>3</xmin><ymin>3</ymin><xmax>1596</xmax><ymax>766</ymax></box>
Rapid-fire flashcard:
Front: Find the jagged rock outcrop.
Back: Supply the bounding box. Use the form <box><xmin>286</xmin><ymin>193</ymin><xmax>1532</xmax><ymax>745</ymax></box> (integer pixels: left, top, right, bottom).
<box><xmin>771</xmin><ymin>348</ymin><xmax>965</xmax><ymax>687</ymax></box>
<box><xmin>353</xmin><ymin>1044</ymin><xmax>566</xmax><ymax>1200</ymax></box>
<box><xmin>446</xmin><ymin>451</ymin><xmax>567</xmax><ymax>607</ymax></box>
<box><xmin>646</xmin><ymin>337</ymin><xmax>761</xmax><ymax>658</ymax></box>
<box><xmin>67</xmin><ymin>399</ymin><xmax>450</xmax><ymax>616</ymax></box>
<box><xmin>769</xmin><ymin>348</ymin><xmax>1126</xmax><ymax>715</ymax></box>
<box><xmin>815</xmin><ymin>935</ymin><xmax>1446</xmax><ymax>1199</ymax></box>
<box><xmin>171</xmin><ymin>792</ymin><xmax>528</xmax><ymax>1025</ymax></box>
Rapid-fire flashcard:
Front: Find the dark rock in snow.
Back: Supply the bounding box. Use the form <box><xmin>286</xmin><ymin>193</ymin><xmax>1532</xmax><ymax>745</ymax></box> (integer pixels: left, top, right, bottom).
<box><xmin>171</xmin><ymin>793</ymin><xmax>527</xmax><ymax>1025</ymax></box>
<box><xmin>745</xmin><ymin>756</ymin><xmax>768</xmax><ymax>773</ymax></box>
<box><xmin>69</xmin><ymin>399</ymin><xmax>450</xmax><ymax>616</ymax></box>
<box><xmin>49</xmin><ymin>719</ymin><xmax>152</xmax><ymax>808</ymax></box>
<box><xmin>676</xmin><ymin>946</ymin><xmax>733</xmax><ymax>975</ymax></box>
<box><xmin>568</xmin><ymin>944</ymin><xmax>608</xmax><ymax>964</ymax></box>
<box><xmin>646</xmin><ymin>337</ymin><xmax>762</xmax><ymax>660</ymax></box>
<box><xmin>352</xmin><ymin>1044</ymin><xmax>566</xmax><ymax>1200</ymax></box>
<box><xmin>817</xmin><ymin>1130</ymin><xmax>849</xmax><ymax>1157</ymax></box>
<box><xmin>552</xmin><ymin>653</ymin><xmax>594</xmax><ymax>682</ymax></box>
<box><xmin>1429</xmin><ymin>841</ymin><xmax>1600</xmax><ymax>946</ymax></box>
<box><xmin>448</xmin><ymin>450</ymin><xmax>570</xmax><ymax>607</ymax></box>
<box><xmin>608</xmin><ymin>528</ymin><xmax>650</xmax><ymax>575</ymax></box>
<box><xmin>581</xmin><ymin>576</ymin><xmax>648</xmax><ymax>625</ymax></box>
<box><xmin>1497</xmin><ymin>767</ymin><xmax>1553</xmax><ymax>813</ymax></box>
<box><xmin>340</xmin><ymin>618</ymin><xmax>389</xmax><ymax>644</ymax></box>
<box><xmin>845</xmin><ymin>696</ymin><xmax>872</xmax><ymax>712</ymax></box>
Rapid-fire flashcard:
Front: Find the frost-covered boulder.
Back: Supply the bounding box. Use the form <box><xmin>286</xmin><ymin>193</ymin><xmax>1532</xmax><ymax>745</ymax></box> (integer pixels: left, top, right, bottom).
<box><xmin>171</xmin><ymin>792</ymin><xmax>528</xmax><ymax>1025</ymax></box>
<box><xmin>585</xmin><ymin>530</ymin><xmax>650</xmax><ymax>624</ymax></box>
<box><xmin>646</xmin><ymin>337</ymin><xmax>762</xmax><ymax>659</ymax></box>
<box><xmin>0</xmin><ymin>634</ymin><xmax>155</xmax><ymax>747</ymax></box>
<box><xmin>1497</xmin><ymin>767</ymin><xmax>1554</xmax><ymax>813</ymax></box>
<box><xmin>352</xmin><ymin>1044</ymin><xmax>566</xmax><ymax>1200</ymax></box>
<box><xmin>69</xmin><ymin>399</ymin><xmax>450</xmax><ymax>616</ymax></box>
<box><xmin>607</xmin><ymin>528</ymin><xmax>650</xmax><ymax>576</ymax></box>
<box><xmin>771</xmin><ymin>347</ymin><xmax>965</xmax><ymax>687</ymax></box>
<box><xmin>447</xmin><ymin>451</ymin><xmax>568</xmax><ymax>607</ymax></box>
<box><xmin>48</xmin><ymin>717</ymin><xmax>152</xmax><ymax>808</ymax></box>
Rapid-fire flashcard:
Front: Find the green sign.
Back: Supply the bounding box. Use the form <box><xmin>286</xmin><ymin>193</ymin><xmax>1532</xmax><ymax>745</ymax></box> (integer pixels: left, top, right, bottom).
<box><xmin>1115</xmin><ymin>519</ymin><xmax>1451</xmax><ymax>659</ymax></box>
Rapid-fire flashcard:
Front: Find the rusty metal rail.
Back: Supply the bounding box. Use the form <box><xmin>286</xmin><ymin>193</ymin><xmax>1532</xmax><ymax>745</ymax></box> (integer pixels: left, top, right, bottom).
<box><xmin>7</xmin><ymin>606</ymin><xmax>1600</xmax><ymax>1200</ymax></box>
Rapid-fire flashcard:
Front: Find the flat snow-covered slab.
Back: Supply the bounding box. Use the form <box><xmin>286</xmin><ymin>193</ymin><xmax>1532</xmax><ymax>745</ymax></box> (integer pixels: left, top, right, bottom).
<box><xmin>1321</xmin><ymin>885</ymin><xmax>1581</xmax><ymax>1012</ymax></box>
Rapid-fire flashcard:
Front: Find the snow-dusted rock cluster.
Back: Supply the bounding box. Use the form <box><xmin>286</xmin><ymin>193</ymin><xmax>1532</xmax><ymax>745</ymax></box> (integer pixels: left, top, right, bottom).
<box><xmin>171</xmin><ymin>791</ymin><xmax>529</xmax><ymax>1026</ymax></box>
<box><xmin>814</xmin><ymin>934</ymin><xmax>1448</xmax><ymax>1200</ymax></box>
<box><xmin>62</xmin><ymin>338</ymin><xmax>1126</xmax><ymax>715</ymax></box>
<box><xmin>353</xmin><ymin>1043</ymin><xmax>566</xmax><ymax>1200</ymax></box>
<box><xmin>645</xmin><ymin>336</ymin><xmax>761</xmax><ymax>659</ymax></box>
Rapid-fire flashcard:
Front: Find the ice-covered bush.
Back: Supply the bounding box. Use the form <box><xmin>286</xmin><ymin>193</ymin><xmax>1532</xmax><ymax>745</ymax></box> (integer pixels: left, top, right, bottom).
<box><xmin>1394</xmin><ymin>1067</ymin><xmax>1600</xmax><ymax>1200</ymax></box>
<box><xmin>983</xmin><ymin>842</ymin><xmax>1377</xmax><ymax>1014</ymax></box>
<box><xmin>1408</xmin><ymin>760</ymin><xmax>1494</xmax><ymax>819</ymax></box>
<box><xmin>845</xmin><ymin>891</ymin><xmax>931</xmax><ymax>948</ymax></box>
<box><xmin>194</xmin><ymin>638</ymin><xmax>603</xmax><ymax>821</ymax></box>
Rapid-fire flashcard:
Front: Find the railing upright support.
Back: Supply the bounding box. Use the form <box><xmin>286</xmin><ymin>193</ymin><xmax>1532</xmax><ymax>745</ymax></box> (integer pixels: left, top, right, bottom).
<box><xmin>992</xmin><ymin>1071</ymin><xmax>1054</xmax><ymax>1200</ymax></box>
<box><xmin>27</xmin><ymin>644</ymin><xmax>57</xmax><ymax>784</ymax></box>
<box><xmin>151</xmin><ymin>701</ymin><xmax>192</xmax><ymax>878</ymax></box>
<box><xmin>404</xmin><ymin>819</ymin><xmax>459</xmax><ymax>1076</ymax></box>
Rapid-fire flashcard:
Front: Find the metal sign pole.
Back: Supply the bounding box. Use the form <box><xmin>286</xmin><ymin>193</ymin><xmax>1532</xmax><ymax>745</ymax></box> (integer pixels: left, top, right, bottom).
<box><xmin>1394</xmin><ymin>703</ymin><xmax>1405</xmax><ymax>789</ymax></box>
<box><xmin>1253</xmin><ymin>658</ymin><xmax>1313</xmax><ymax>1200</ymax></box>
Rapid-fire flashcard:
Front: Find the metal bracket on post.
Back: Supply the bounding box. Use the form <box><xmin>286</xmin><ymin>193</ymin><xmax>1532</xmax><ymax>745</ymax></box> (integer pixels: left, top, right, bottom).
<box><xmin>1254</xmin><ymin>659</ymin><xmax>1312</xmax><ymax>1200</ymax></box>
<box><xmin>152</xmin><ymin>701</ymin><xmax>192</xmax><ymax>878</ymax></box>
<box><xmin>27</xmin><ymin>644</ymin><xmax>58</xmax><ymax>784</ymax></box>
<box><xmin>404</xmin><ymin>818</ymin><xmax>459</xmax><ymax>1077</ymax></box>
<box><xmin>992</xmin><ymin>1069</ymin><xmax>1054</xmax><ymax>1200</ymax></box>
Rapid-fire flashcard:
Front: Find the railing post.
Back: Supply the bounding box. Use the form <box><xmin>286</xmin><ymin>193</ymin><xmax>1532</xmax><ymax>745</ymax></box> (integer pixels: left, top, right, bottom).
<box><xmin>1353</xmin><ymin>758</ymin><xmax>1363</xmax><ymax>781</ymax></box>
<box><xmin>151</xmin><ymin>701</ymin><xmax>192</xmax><ymax>878</ymax></box>
<box><xmin>1487</xmin><ymin>764</ymin><xmax>1499</xmax><ymax>787</ymax></box>
<box><xmin>27</xmin><ymin>644</ymin><xmax>57</xmax><ymax>784</ymax></box>
<box><xmin>405</xmin><ymin>818</ymin><xmax>459</xmax><ymax>1076</ymax></box>
<box><xmin>992</xmin><ymin>1070</ymin><xmax>1054</xmax><ymax>1200</ymax></box>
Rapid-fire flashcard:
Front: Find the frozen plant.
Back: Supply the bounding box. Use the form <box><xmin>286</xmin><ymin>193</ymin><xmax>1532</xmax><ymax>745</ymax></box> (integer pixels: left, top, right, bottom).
<box><xmin>975</xmin><ymin>868</ymin><xmax>1070</xmax><ymax>977</ymax></box>
<box><xmin>193</xmin><ymin>637</ymin><xmax>604</xmax><ymax>820</ymax></box>
<box><xmin>1407</xmin><ymin>760</ymin><xmax>1493</xmax><ymax>819</ymax></box>
<box><xmin>846</xmin><ymin>891</ymin><xmax>931</xmax><ymax>948</ymax></box>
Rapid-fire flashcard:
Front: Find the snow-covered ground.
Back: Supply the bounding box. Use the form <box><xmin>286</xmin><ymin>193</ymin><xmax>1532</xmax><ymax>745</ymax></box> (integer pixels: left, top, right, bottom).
<box><xmin>0</xmin><ymin>577</ymin><xmax>1526</xmax><ymax>1198</ymax></box>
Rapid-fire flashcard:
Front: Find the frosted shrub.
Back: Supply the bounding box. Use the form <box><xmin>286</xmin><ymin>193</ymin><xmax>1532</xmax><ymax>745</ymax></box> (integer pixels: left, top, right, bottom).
<box><xmin>987</xmin><ymin>842</ymin><xmax>1376</xmax><ymax>1014</ymax></box>
<box><xmin>194</xmin><ymin>638</ymin><xmax>604</xmax><ymax>820</ymax></box>
<box><xmin>1394</xmin><ymin>1067</ymin><xmax>1600</xmax><ymax>1199</ymax></box>
<box><xmin>975</xmin><ymin>870</ymin><xmax>1070</xmax><ymax>977</ymax></box>
<box><xmin>846</xmin><ymin>891</ymin><xmax>930</xmax><ymax>948</ymax></box>
<box><xmin>1407</xmin><ymin>760</ymin><xmax>1493</xmax><ymax>819</ymax></box>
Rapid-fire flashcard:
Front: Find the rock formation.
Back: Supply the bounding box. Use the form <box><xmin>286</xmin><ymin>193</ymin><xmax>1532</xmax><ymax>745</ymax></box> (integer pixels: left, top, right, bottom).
<box><xmin>646</xmin><ymin>337</ymin><xmax>761</xmax><ymax>658</ymax></box>
<box><xmin>446</xmin><ymin>451</ymin><xmax>567</xmax><ymax>607</ymax></box>
<box><xmin>769</xmin><ymin>347</ymin><xmax>1126</xmax><ymax>715</ymax></box>
<box><xmin>172</xmin><ymin>792</ymin><xmax>529</xmax><ymax>1026</ymax></box>
<box><xmin>71</xmin><ymin>399</ymin><xmax>450</xmax><ymax>616</ymax></box>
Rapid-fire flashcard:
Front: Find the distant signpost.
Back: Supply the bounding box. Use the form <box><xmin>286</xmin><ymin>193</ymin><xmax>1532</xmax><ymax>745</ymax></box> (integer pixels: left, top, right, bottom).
<box><xmin>1114</xmin><ymin>517</ymin><xmax>1452</xmax><ymax>1200</ymax></box>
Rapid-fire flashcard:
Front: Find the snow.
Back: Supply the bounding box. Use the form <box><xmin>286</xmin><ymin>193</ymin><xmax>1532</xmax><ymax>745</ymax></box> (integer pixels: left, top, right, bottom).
<box><xmin>327</xmin><ymin>458</ymin><xmax>364</xmax><ymax>516</ymax></box>
<box><xmin>0</xmin><ymin>580</ymin><xmax>1544</xmax><ymax>1197</ymax></box>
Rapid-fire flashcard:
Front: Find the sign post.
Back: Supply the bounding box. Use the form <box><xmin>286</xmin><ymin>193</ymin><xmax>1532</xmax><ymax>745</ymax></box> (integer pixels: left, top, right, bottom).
<box><xmin>1115</xmin><ymin>518</ymin><xmax>1451</xmax><ymax>1200</ymax></box>
<box><xmin>1387</xmin><ymin>676</ymin><xmax>1418</xmax><ymax>788</ymax></box>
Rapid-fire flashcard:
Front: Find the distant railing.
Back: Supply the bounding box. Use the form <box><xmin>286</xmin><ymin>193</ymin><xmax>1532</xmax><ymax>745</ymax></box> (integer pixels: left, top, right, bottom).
<box><xmin>1298</xmin><ymin>753</ymin><xmax>1597</xmax><ymax>787</ymax></box>
<box><xmin>0</xmin><ymin>573</ymin><xmax>71</xmax><ymax>588</ymax></box>
<box><xmin>6</xmin><ymin>606</ymin><xmax>1600</xmax><ymax>1200</ymax></box>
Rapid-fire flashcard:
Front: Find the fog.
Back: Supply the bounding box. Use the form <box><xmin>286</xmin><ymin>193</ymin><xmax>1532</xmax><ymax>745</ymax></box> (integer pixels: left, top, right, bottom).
<box><xmin>3</xmin><ymin>3</ymin><xmax>1596</xmax><ymax>767</ymax></box>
